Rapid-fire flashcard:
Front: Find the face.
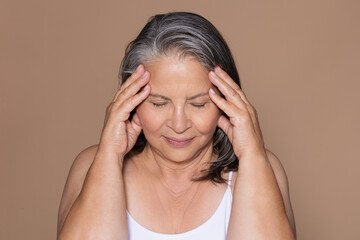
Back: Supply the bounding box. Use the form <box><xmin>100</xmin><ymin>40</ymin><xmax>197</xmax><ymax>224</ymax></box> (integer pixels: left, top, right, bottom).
<box><xmin>136</xmin><ymin>56</ymin><xmax>221</xmax><ymax>163</ymax></box>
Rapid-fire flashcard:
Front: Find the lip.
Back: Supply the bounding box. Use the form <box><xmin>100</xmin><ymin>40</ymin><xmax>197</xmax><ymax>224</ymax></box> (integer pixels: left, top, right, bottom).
<box><xmin>164</xmin><ymin>137</ymin><xmax>195</xmax><ymax>148</ymax></box>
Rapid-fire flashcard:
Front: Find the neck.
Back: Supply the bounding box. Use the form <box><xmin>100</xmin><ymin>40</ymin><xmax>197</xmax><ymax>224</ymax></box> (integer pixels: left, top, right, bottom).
<box><xmin>135</xmin><ymin>142</ymin><xmax>215</xmax><ymax>195</ymax></box>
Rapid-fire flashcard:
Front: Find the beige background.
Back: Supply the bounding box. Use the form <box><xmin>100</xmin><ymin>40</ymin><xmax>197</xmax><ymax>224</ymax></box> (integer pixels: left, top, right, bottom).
<box><xmin>1</xmin><ymin>0</ymin><xmax>359</xmax><ymax>239</ymax></box>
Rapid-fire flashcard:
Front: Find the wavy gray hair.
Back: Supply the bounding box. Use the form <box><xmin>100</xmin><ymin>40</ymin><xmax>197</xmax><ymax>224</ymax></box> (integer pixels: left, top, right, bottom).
<box><xmin>119</xmin><ymin>12</ymin><xmax>241</xmax><ymax>183</ymax></box>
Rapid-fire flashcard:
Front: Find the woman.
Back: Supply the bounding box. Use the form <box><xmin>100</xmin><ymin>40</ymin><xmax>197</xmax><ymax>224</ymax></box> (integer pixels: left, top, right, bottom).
<box><xmin>57</xmin><ymin>12</ymin><xmax>296</xmax><ymax>240</ymax></box>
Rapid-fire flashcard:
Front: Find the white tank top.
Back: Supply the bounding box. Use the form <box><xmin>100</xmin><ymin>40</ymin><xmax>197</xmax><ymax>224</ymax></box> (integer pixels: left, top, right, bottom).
<box><xmin>126</xmin><ymin>171</ymin><xmax>233</xmax><ymax>240</ymax></box>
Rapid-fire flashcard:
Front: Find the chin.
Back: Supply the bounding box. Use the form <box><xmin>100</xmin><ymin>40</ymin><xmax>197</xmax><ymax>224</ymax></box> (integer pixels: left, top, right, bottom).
<box><xmin>146</xmin><ymin>136</ymin><xmax>213</xmax><ymax>164</ymax></box>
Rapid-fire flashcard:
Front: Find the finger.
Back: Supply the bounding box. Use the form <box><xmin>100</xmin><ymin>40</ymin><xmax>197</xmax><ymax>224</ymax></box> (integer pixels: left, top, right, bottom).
<box><xmin>213</xmin><ymin>67</ymin><xmax>265</xmax><ymax>147</ymax></box>
<box><xmin>213</xmin><ymin>67</ymin><xmax>261</xmax><ymax>137</ymax></box>
<box><xmin>129</xmin><ymin>112</ymin><xmax>142</xmax><ymax>135</ymax></box>
<box><xmin>248</xmin><ymin>105</ymin><xmax>264</xmax><ymax>144</ymax></box>
<box><xmin>214</xmin><ymin>67</ymin><xmax>253</xmax><ymax>106</ymax></box>
<box><xmin>217</xmin><ymin>115</ymin><xmax>233</xmax><ymax>141</ymax></box>
<box><xmin>114</xmin><ymin>71</ymin><xmax>150</xmax><ymax>105</ymax></box>
<box><xmin>126</xmin><ymin>113</ymin><xmax>144</xmax><ymax>150</ymax></box>
<box><xmin>209</xmin><ymin>88</ymin><xmax>238</xmax><ymax>118</ymax></box>
<box><xmin>214</xmin><ymin>66</ymin><xmax>242</xmax><ymax>93</ymax></box>
<box><xmin>126</xmin><ymin>118</ymin><xmax>142</xmax><ymax>146</ymax></box>
<box><xmin>237</xmin><ymin>88</ymin><xmax>253</xmax><ymax>107</ymax></box>
<box><xmin>113</xmin><ymin>64</ymin><xmax>146</xmax><ymax>102</ymax></box>
<box><xmin>209</xmin><ymin>70</ymin><xmax>246</xmax><ymax>108</ymax></box>
<box><xmin>210</xmin><ymin>87</ymin><xmax>254</xmax><ymax>132</ymax></box>
<box><xmin>235</xmin><ymin>91</ymin><xmax>264</xmax><ymax>144</ymax></box>
<box><xmin>106</xmin><ymin>84</ymin><xmax>150</xmax><ymax>124</ymax></box>
<box><xmin>114</xmin><ymin>69</ymin><xmax>148</xmax><ymax>103</ymax></box>
<box><xmin>120</xmin><ymin>64</ymin><xmax>146</xmax><ymax>90</ymax></box>
<box><xmin>131</xmin><ymin>112</ymin><xmax>142</xmax><ymax>128</ymax></box>
<box><xmin>117</xmin><ymin>84</ymin><xmax>151</xmax><ymax>114</ymax></box>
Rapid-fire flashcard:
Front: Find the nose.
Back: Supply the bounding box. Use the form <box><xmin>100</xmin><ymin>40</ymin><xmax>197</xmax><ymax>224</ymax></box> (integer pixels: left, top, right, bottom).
<box><xmin>168</xmin><ymin>105</ymin><xmax>190</xmax><ymax>134</ymax></box>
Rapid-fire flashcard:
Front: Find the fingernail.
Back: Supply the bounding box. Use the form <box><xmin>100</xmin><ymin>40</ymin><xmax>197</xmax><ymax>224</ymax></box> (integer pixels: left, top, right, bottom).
<box><xmin>143</xmin><ymin>84</ymin><xmax>150</xmax><ymax>91</ymax></box>
<box><xmin>209</xmin><ymin>88</ymin><xmax>216</xmax><ymax>95</ymax></box>
<box><xmin>135</xmin><ymin>65</ymin><xmax>142</xmax><ymax>73</ymax></box>
<box><xmin>141</xmin><ymin>71</ymin><xmax>149</xmax><ymax>78</ymax></box>
<box><xmin>210</xmin><ymin>71</ymin><xmax>217</xmax><ymax>78</ymax></box>
<box><xmin>214</xmin><ymin>66</ymin><xmax>221</xmax><ymax>74</ymax></box>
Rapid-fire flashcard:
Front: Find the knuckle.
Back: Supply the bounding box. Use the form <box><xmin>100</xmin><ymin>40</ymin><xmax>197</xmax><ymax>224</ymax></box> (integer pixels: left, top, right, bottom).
<box><xmin>106</xmin><ymin>103</ymin><xmax>113</xmax><ymax>112</ymax></box>
<box><xmin>219</xmin><ymin>70</ymin><xmax>227</xmax><ymax>79</ymax></box>
<box><xmin>127</xmin><ymin>95</ymin><xmax>137</xmax><ymax>107</ymax></box>
<box><xmin>234</xmin><ymin>108</ymin><xmax>250</xmax><ymax>120</ymax></box>
<box><xmin>229</xmin><ymin>89</ymin><xmax>238</xmax><ymax>98</ymax></box>
<box><xmin>234</xmin><ymin>85</ymin><xmax>241</xmax><ymax>92</ymax></box>
<box><xmin>238</xmin><ymin>108</ymin><xmax>249</xmax><ymax>117</ymax></box>
<box><xmin>250</xmin><ymin>105</ymin><xmax>258</xmax><ymax>117</ymax></box>
<box><xmin>116</xmin><ymin>91</ymin><xmax>129</xmax><ymax>104</ymax></box>
<box><xmin>116</xmin><ymin>88</ymin><xmax>123</xmax><ymax>97</ymax></box>
<box><xmin>120</xmin><ymin>87</ymin><xmax>128</xmax><ymax>97</ymax></box>
<box><xmin>115</xmin><ymin>87</ymin><xmax>125</xmax><ymax>98</ymax></box>
<box><xmin>248</xmin><ymin>104</ymin><xmax>256</xmax><ymax>114</ymax></box>
<box><xmin>219</xmin><ymin>97</ymin><xmax>228</xmax><ymax>108</ymax></box>
<box><xmin>117</xmin><ymin>85</ymin><xmax>124</xmax><ymax>93</ymax></box>
<box><xmin>125</xmin><ymin>75</ymin><xmax>134</xmax><ymax>84</ymax></box>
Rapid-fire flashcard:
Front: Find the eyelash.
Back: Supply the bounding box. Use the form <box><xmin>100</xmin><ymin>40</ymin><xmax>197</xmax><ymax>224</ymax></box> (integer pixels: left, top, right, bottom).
<box><xmin>153</xmin><ymin>103</ymin><xmax>166</xmax><ymax>107</ymax></box>
<box><xmin>152</xmin><ymin>103</ymin><xmax>205</xmax><ymax>108</ymax></box>
<box><xmin>191</xmin><ymin>103</ymin><xmax>205</xmax><ymax>108</ymax></box>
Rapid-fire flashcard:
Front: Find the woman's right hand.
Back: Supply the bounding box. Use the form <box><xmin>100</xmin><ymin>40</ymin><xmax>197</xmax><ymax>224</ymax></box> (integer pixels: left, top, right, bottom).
<box><xmin>98</xmin><ymin>64</ymin><xmax>150</xmax><ymax>162</ymax></box>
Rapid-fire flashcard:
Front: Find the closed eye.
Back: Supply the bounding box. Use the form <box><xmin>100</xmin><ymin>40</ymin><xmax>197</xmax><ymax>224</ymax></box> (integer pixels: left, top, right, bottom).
<box><xmin>191</xmin><ymin>103</ymin><xmax>206</xmax><ymax>108</ymax></box>
<box><xmin>152</xmin><ymin>102</ymin><xmax>167</xmax><ymax>107</ymax></box>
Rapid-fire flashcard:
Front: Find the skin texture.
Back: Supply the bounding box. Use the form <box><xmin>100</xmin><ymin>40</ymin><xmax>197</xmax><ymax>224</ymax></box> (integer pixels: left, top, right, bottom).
<box><xmin>123</xmin><ymin>56</ymin><xmax>229</xmax><ymax>233</ymax></box>
<box><xmin>57</xmin><ymin>64</ymin><xmax>151</xmax><ymax>240</ymax></box>
<box><xmin>57</xmin><ymin>56</ymin><xmax>296</xmax><ymax>239</ymax></box>
<box><xmin>136</xmin><ymin>56</ymin><xmax>221</xmax><ymax>167</ymax></box>
<box><xmin>208</xmin><ymin>67</ymin><xmax>296</xmax><ymax>239</ymax></box>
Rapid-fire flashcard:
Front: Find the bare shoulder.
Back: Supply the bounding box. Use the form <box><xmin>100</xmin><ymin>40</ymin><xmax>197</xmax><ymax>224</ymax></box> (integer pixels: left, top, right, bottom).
<box><xmin>57</xmin><ymin>144</ymin><xmax>99</xmax><ymax>235</ymax></box>
<box><xmin>264</xmin><ymin>149</ymin><xmax>297</xmax><ymax>238</ymax></box>
<box><xmin>264</xmin><ymin>149</ymin><xmax>290</xmax><ymax>188</ymax></box>
<box><xmin>65</xmin><ymin>144</ymin><xmax>99</xmax><ymax>179</ymax></box>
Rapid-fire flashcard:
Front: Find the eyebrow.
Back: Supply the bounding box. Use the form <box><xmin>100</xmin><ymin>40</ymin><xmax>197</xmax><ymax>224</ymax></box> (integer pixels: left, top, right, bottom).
<box><xmin>148</xmin><ymin>92</ymin><xmax>208</xmax><ymax>101</ymax></box>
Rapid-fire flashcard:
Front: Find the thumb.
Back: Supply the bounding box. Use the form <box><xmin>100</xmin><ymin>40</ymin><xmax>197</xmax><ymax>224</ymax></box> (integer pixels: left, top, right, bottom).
<box><xmin>126</xmin><ymin>113</ymin><xmax>143</xmax><ymax>150</ymax></box>
<box><xmin>217</xmin><ymin>115</ymin><xmax>232</xmax><ymax>139</ymax></box>
<box><xmin>130</xmin><ymin>112</ymin><xmax>142</xmax><ymax>135</ymax></box>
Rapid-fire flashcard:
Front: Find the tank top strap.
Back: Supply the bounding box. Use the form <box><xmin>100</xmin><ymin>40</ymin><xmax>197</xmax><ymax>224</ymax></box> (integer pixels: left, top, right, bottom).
<box><xmin>227</xmin><ymin>171</ymin><xmax>233</xmax><ymax>188</ymax></box>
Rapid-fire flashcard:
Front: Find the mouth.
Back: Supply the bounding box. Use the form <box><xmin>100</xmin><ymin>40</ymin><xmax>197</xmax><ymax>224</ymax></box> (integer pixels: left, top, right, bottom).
<box><xmin>164</xmin><ymin>137</ymin><xmax>195</xmax><ymax>148</ymax></box>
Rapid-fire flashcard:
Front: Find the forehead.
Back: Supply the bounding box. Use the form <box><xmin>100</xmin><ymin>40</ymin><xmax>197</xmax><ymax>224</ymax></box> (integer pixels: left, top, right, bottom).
<box><xmin>145</xmin><ymin>56</ymin><xmax>211</xmax><ymax>95</ymax></box>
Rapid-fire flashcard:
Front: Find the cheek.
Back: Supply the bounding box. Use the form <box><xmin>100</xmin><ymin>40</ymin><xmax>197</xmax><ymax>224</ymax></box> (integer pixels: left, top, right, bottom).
<box><xmin>192</xmin><ymin>107</ymin><xmax>221</xmax><ymax>134</ymax></box>
<box><xmin>136</xmin><ymin>103</ymin><xmax>165</xmax><ymax>134</ymax></box>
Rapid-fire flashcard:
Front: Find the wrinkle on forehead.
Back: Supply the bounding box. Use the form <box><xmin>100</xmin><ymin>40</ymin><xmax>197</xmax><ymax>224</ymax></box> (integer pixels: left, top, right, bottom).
<box><xmin>145</xmin><ymin>56</ymin><xmax>212</xmax><ymax>100</ymax></box>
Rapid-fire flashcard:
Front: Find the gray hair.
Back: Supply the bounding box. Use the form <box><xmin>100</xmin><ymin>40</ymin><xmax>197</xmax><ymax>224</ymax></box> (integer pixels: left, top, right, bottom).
<box><xmin>119</xmin><ymin>12</ymin><xmax>241</xmax><ymax>183</ymax></box>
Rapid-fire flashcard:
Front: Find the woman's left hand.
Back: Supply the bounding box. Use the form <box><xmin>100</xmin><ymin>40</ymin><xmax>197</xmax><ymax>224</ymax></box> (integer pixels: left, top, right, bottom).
<box><xmin>208</xmin><ymin>66</ymin><xmax>266</xmax><ymax>158</ymax></box>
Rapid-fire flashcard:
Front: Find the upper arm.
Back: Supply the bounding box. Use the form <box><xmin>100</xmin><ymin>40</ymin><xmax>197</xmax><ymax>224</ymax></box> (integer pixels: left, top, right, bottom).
<box><xmin>57</xmin><ymin>144</ymin><xmax>99</xmax><ymax>236</ymax></box>
<box><xmin>265</xmin><ymin>149</ymin><xmax>297</xmax><ymax>239</ymax></box>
